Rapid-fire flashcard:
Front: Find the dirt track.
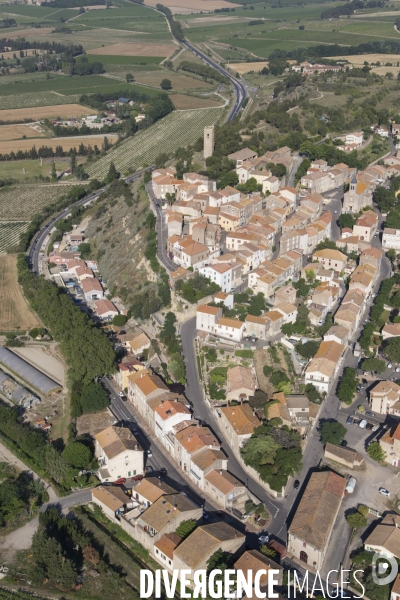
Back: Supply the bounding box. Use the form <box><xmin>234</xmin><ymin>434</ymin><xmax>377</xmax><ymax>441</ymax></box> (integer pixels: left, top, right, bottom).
<box><xmin>0</xmin><ymin>255</ymin><xmax>41</xmax><ymax>331</ymax></box>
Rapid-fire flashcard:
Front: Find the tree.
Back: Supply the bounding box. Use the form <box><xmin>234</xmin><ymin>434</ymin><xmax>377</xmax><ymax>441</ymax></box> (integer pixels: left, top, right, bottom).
<box><xmin>361</xmin><ymin>357</ymin><xmax>386</xmax><ymax>374</ymax></box>
<box><xmin>383</xmin><ymin>337</ymin><xmax>400</xmax><ymax>362</ymax></box>
<box><xmin>62</xmin><ymin>442</ymin><xmax>91</xmax><ymax>468</ymax></box>
<box><xmin>155</xmin><ymin>152</ymin><xmax>169</xmax><ymax>168</ymax></box>
<box><xmin>320</xmin><ymin>420</ymin><xmax>347</xmax><ymax>446</ymax></box>
<box><xmin>304</xmin><ymin>383</ymin><xmax>322</xmax><ymax>403</ymax></box>
<box><xmin>260</xmin><ymin>545</ymin><xmax>277</xmax><ymax>559</ymax></box>
<box><xmin>175</xmin><ymin>519</ymin><xmax>197</xmax><ymax>540</ymax></box>
<box><xmin>241</xmin><ymin>435</ymin><xmax>281</xmax><ymax>466</ymax></box>
<box><xmin>387</xmin><ymin>249</ymin><xmax>396</xmax><ymax>265</ymax></box>
<box><xmin>367</xmin><ymin>441</ymin><xmax>386</xmax><ymax>462</ymax></box>
<box><xmin>112</xmin><ymin>314</ymin><xmax>127</xmax><ymax>326</ymax></box>
<box><xmin>105</xmin><ymin>161</ymin><xmax>119</xmax><ymax>184</ymax></box>
<box><xmin>346</xmin><ymin>511</ymin><xmax>367</xmax><ymax>529</ymax></box>
<box><xmin>206</xmin><ymin>548</ymin><xmax>232</xmax><ymax>574</ymax></box>
<box><xmin>248</xmin><ymin>292</ymin><xmax>265</xmax><ymax>316</ymax></box>
<box><xmin>161</xmin><ymin>78</ymin><xmax>172</xmax><ymax>90</ymax></box>
<box><xmin>126</xmin><ymin>73</ymin><xmax>134</xmax><ymax>82</ymax></box>
<box><xmin>51</xmin><ymin>162</ymin><xmax>57</xmax><ymax>182</ymax></box>
<box><xmin>78</xmin><ymin>242</ymin><xmax>91</xmax><ymax>259</ymax></box>
<box><xmin>337</xmin><ymin>367</ymin><xmax>358</xmax><ymax>405</ymax></box>
<box><xmin>295</xmin><ymin>340</ymin><xmax>319</xmax><ymax>359</ymax></box>
<box><xmin>70</xmin><ymin>152</ymin><xmax>76</xmax><ymax>173</ymax></box>
<box><xmin>78</xmin><ymin>382</ymin><xmax>109</xmax><ymax>414</ymax></box>
<box><xmin>338</xmin><ymin>213</ymin><xmax>356</xmax><ymax>230</ymax></box>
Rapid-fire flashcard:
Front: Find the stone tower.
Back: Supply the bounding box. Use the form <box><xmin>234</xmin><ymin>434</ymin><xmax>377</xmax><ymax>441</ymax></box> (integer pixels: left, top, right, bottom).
<box><xmin>203</xmin><ymin>125</ymin><xmax>215</xmax><ymax>159</ymax></box>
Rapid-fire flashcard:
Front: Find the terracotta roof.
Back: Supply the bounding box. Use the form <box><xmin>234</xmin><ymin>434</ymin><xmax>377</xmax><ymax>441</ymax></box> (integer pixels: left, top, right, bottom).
<box><xmin>324</xmin><ymin>443</ymin><xmax>363</xmax><ymax>464</ymax></box>
<box><xmin>220</xmin><ymin>403</ymin><xmax>259</xmax><ymax>436</ymax></box>
<box><xmin>365</xmin><ymin>513</ymin><xmax>400</xmax><ymax>558</ymax></box>
<box><xmin>134</xmin><ymin>373</ymin><xmax>168</xmax><ymax>397</ymax></box>
<box><xmin>288</xmin><ymin>471</ymin><xmax>346</xmax><ymax>551</ymax></box>
<box><xmin>140</xmin><ymin>493</ymin><xmax>198</xmax><ymax>531</ymax></box>
<box><xmin>129</xmin><ymin>332</ymin><xmax>150</xmax><ymax>352</ymax></box>
<box><xmin>178</xmin><ymin>238</ymin><xmax>209</xmax><ymax>257</ymax></box>
<box><xmin>314</xmin><ymin>249</ymin><xmax>347</xmax><ymax>261</ymax></box>
<box><xmin>134</xmin><ymin>477</ymin><xmax>177</xmax><ymax>503</ymax></box>
<box><xmin>175</xmin><ymin>425</ymin><xmax>220</xmax><ymax>454</ymax></box>
<box><xmin>382</xmin><ymin>323</ymin><xmax>400</xmax><ymax>337</ymax></box>
<box><xmin>197</xmin><ymin>304</ymin><xmax>220</xmax><ymax>315</ymax></box>
<box><xmin>92</xmin><ymin>485</ymin><xmax>128</xmax><ymax>512</ymax></box>
<box><xmin>370</xmin><ymin>380</ymin><xmax>400</xmax><ymax>399</ymax></box>
<box><xmin>216</xmin><ymin>317</ymin><xmax>244</xmax><ymax>329</ymax></box>
<box><xmin>95</xmin><ymin>299</ymin><xmax>118</xmax><ymax>315</ymax></box>
<box><xmin>234</xmin><ymin>550</ymin><xmax>282</xmax><ymax>587</ymax></box>
<box><xmin>265</xmin><ymin>310</ymin><xmax>284</xmax><ymax>322</ymax></box>
<box><xmin>154</xmin><ymin>533</ymin><xmax>181</xmax><ymax>560</ymax></box>
<box><xmin>204</xmin><ymin>469</ymin><xmax>244</xmax><ymax>495</ymax></box>
<box><xmin>191</xmin><ymin>447</ymin><xmax>226</xmax><ymax>470</ymax></box>
<box><xmin>95</xmin><ymin>426</ymin><xmax>142</xmax><ymax>459</ymax></box>
<box><xmin>227</xmin><ymin>365</ymin><xmax>255</xmax><ymax>394</ymax></box>
<box><xmin>81</xmin><ymin>278</ymin><xmax>103</xmax><ymax>293</ymax></box>
<box><xmin>155</xmin><ymin>399</ymin><xmax>191</xmax><ymax>421</ymax></box>
<box><xmin>173</xmin><ymin>522</ymin><xmax>244</xmax><ymax>569</ymax></box>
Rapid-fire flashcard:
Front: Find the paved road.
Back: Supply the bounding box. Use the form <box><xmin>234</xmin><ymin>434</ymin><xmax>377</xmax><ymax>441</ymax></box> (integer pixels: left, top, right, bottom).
<box><xmin>182</xmin><ymin>41</ymin><xmax>247</xmax><ymax>121</ymax></box>
<box><xmin>28</xmin><ymin>166</ymin><xmax>155</xmax><ymax>275</ymax></box>
<box><xmin>146</xmin><ymin>182</ymin><xmax>176</xmax><ymax>272</ymax></box>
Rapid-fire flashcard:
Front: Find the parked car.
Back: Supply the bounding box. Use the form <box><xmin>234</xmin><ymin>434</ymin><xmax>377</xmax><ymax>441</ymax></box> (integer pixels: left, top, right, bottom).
<box><xmin>366</xmin><ymin>423</ymin><xmax>374</xmax><ymax>430</ymax></box>
<box><xmin>259</xmin><ymin>533</ymin><xmax>269</xmax><ymax>544</ymax></box>
<box><xmin>346</xmin><ymin>416</ymin><xmax>354</xmax><ymax>425</ymax></box>
<box><xmin>113</xmin><ymin>478</ymin><xmax>126</xmax><ymax>485</ymax></box>
<box><xmin>131</xmin><ymin>474</ymin><xmax>143</xmax><ymax>482</ymax></box>
<box><xmin>146</xmin><ymin>449</ymin><xmax>153</xmax><ymax>457</ymax></box>
<box><xmin>388</xmin><ymin>364</ymin><xmax>393</xmax><ymax>369</ymax></box>
<box><xmin>372</xmin><ymin>425</ymin><xmax>379</xmax><ymax>432</ymax></box>
<box><xmin>359</xmin><ymin>419</ymin><xmax>367</xmax><ymax>429</ymax></box>
<box><xmin>379</xmin><ymin>487</ymin><xmax>390</xmax><ymax>497</ymax></box>
<box><xmin>353</xmin><ymin>419</ymin><xmax>361</xmax><ymax>425</ymax></box>
<box><xmin>365</xmin><ymin>411</ymin><xmax>375</xmax><ymax>417</ymax></box>
<box><xmin>396</xmin><ymin>368</ymin><xmax>400</xmax><ymax>373</ymax></box>
<box><xmin>293</xmin><ymin>480</ymin><xmax>300</xmax><ymax>489</ymax></box>
<box><xmin>160</xmin><ymin>467</ymin><xmax>167</xmax><ymax>476</ymax></box>
<box><xmin>118</xmin><ymin>391</ymin><xmax>125</xmax><ymax>398</ymax></box>
<box><xmin>145</xmin><ymin>465</ymin><xmax>153</xmax><ymax>473</ymax></box>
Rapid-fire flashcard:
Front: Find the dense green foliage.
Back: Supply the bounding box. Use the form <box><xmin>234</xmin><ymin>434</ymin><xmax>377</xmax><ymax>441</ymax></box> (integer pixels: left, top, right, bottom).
<box><xmin>62</xmin><ymin>442</ymin><xmax>92</xmax><ymax>468</ymax></box>
<box><xmin>159</xmin><ymin>312</ymin><xmax>185</xmax><ymax>383</ymax></box>
<box><xmin>179</xmin><ymin>60</ymin><xmax>228</xmax><ymax>84</ymax></box>
<box><xmin>295</xmin><ymin>340</ymin><xmax>319</xmax><ymax>359</ymax></box>
<box><xmin>269</xmin><ymin>39</ymin><xmax>400</xmax><ymax>63</ymax></box>
<box><xmin>241</xmin><ymin>423</ymin><xmax>302</xmax><ymax>491</ymax></box>
<box><xmin>346</xmin><ymin>510</ymin><xmax>368</xmax><ymax>529</ymax></box>
<box><xmin>337</xmin><ymin>367</ymin><xmax>358</xmax><ymax>404</ymax></box>
<box><xmin>0</xmin><ymin>463</ymin><xmax>48</xmax><ymax>528</ymax></box>
<box><xmin>361</xmin><ymin>357</ymin><xmax>386</xmax><ymax>374</ymax></box>
<box><xmin>175</xmin><ymin>519</ymin><xmax>197</xmax><ymax>540</ymax></box>
<box><xmin>156</xmin><ymin>3</ymin><xmax>184</xmax><ymax>41</ymax></box>
<box><xmin>367</xmin><ymin>441</ymin><xmax>386</xmax><ymax>462</ymax></box>
<box><xmin>71</xmin><ymin>382</ymin><xmax>109</xmax><ymax>418</ymax></box>
<box><xmin>17</xmin><ymin>255</ymin><xmax>115</xmax><ymax>384</ymax></box>
<box><xmin>320</xmin><ymin>420</ymin><xmax>347</xmax><ymax>445</ymax></box>
<box><xmin>175</xmin><ymin>273</ymin><xmax>220</xmax><ymax>303</ymax></box>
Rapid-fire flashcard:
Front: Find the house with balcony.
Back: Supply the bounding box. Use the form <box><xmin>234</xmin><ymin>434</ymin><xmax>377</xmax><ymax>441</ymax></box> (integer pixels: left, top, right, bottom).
<box><xmin>369</xmin><ymin>380</ymin><xmax>400</xmax><ymax>416</ymax></box>
<box><xmin>217</xmin><ymin>403</ymin><xmax>260</xmax><ymax>453</ymax></box>
<box><xmin>304</xmin><ymin>340</ymin><xmax>345</xmax><ymax>394</ymax></box>
<box><xmin>154</xmin><ymin>399</ymin><xmax>192</xmax><ymax>456</ymax></box>
<box><xmin>203</xmin><ymin>469</ymin><xmax>251</xmax><ymax>511</ymax></box>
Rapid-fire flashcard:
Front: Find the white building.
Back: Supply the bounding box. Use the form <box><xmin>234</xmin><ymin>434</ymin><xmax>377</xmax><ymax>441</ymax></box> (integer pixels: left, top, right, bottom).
<box><xmin>199</xmin><ymin>261</ymin><xmax>242</xmax><ymax>293</ymax></box>
<box><xmin>382</xmin><ymin>227</ymin><xmax>400</xmax><ymax>250</ymax></box>
<box><xmin>214</xmin><ymin>317</ymin><xmax>245</xmax><ymax>342</ymax></box>
<box><xmin>196</xmin><ymin>305</ymin><xmax>222</xmax><ymax>333</ymax></box>
<box><xmin>95</xmin><ymin>425</ymin><xmax>144</xmax><ymax>482</ymax></box>
<box><xmin>154</xmin><ymin>399</ymin><xmax>192</xmax><ymax>454</ymax></box>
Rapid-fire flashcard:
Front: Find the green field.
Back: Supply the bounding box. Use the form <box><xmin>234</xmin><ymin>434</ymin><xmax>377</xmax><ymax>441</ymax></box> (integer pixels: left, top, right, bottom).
<box><xmin>0</xmin><ymin>183</ymin><xmax>86</xmax><ymax>220</ymax></box>
<box><xmin>85</xmin><ymin>54</ymin><xmax>163</xmax><ymax>65</ymax></box>
<box><xmin>85</xmin><ymin>106</ymin><xmax>225</xmax><ymax>178</ymax></box>
<box><xmin>0</xmin><ymin>220</ymin><xmax>29</xmax><ymax>253</ymax></box>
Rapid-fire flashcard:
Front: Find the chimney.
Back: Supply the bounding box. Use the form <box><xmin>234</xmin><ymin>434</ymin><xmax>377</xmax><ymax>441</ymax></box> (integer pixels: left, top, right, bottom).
<box><xmin>174</xmin><ymin>503</ymin><xmax>177</xmax><ymax>511</ymax></box>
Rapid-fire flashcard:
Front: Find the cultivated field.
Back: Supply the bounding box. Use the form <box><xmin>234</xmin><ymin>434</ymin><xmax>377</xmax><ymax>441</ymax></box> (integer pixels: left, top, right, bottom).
<box><xmin>328</xmin><ymin>53</ymin><xmax>400</xmax><ymax>65</ymax></box>
<box><xmin>171</xmin><ymin>94</ymin><xmax>225</xmax><ymax>109</ymax></box>
<box><xmin>144</xmin><ymin>0</ymin><xmax>240</xmax><ymax>12</ymax></box>
<box><xmin>0</xmin><ymin>134</ymin><xmax>118</xmax><ymax>154</ymax></box>
<box><xmin>6</xmin><ymin>27</ymin><xmax>54</xmax><ymax>38</ymax></box>
<box><xmin>85</xmin><ymin>106</ymin><xmax>225</xmax><ymax>178</ymax></box>
<box><xmin>0</xmin><ymin>221</ymin><xmax>29</xmax><ymax>254</ymax></box>
<box><xmin>229</xmin><ymin>61</ymin><xmax>270</xmax><ymax>74</ymax></box>
<box><xmin>0</xmin><ymin>184</ymin><xmax>86</xmax><ymax>220</ymax></box>
<box><xmin>0</xmin><ymin>94</ymin><xmax>82</xmax><ymax>112</ymax></box>
<box><xmin>135</xmin><ymin>70</ymin><xmax>214</xmax><ymax>90</ymax></box>
<box><xmin>0</xmin><ymin>124</ymin><xmax>45</xmax><ymax>141</ymax></box>
<box><xmin>0</xmin><ymin>254</ymin><xmax>41</xmax><ymax>331</ymax></box>
<box><xmin>87</xmin><ymin>42</ymin><xmax>176</xmax><ymax>57</ymax></box>
<box><xmin>0</xmin><ymin>104</ymin><xmax>97</xmax><ymax>122</ymax></box>
<box><xmin>0</xmin><ymin>49</ymin><xmax>46</xmax><ymax>59</ymax></box>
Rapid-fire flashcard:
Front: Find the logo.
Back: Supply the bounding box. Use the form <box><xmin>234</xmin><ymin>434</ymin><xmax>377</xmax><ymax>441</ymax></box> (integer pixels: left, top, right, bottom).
<box><xmin>372</xmin><ymin>552</ymin><xmax>398</xmax><ymax>586</ymax></box>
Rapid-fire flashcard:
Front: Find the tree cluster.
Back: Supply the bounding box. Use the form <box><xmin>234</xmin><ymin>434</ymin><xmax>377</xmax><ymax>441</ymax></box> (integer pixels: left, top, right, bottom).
<box><xmin>0</xmin><ymin>467</ymin><xmax>49</xmax><ymax>528</ymax></box>
<box><xmin>241</xmin><ymin>422</ymin><xmax>302</xmax><ymax>491</ymax></box>
<box><xmin>159</xmin><ymin>312</ymin><xmax>186</xmax><ymax>383</ymax></box>
<box><xmin>337</xmin><ymin>367</ymin><xmax>358</xmax><ymax>404</ymax></box>
<box><xmin>175</xmin><ymin>273</ymin><xmax>220</xmax><ymax>304</ymax></box>
<box><xmin>178</xmin><ymin>60</ymin><xmax>228</xmax><ymax>84</ymax></box>
<box><xmin>319</xmin><ymin>420</ymin><xmax>347</xmax><ymax>445</ymax></box>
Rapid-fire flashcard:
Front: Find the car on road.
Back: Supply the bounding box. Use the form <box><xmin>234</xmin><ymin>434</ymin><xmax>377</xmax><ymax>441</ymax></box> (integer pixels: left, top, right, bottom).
<box><xmin>334</xmin><ymin>210</ymin><xmax>337</xmax><ymax>213</ymax></box>
<box><xmin>259</xmin><ymin>533</ymin><xmax>269</xmax><ymax>544</ymax></box>
<box><xmin>396</xmin><ymin>368</ymin><xmax>400</xmax><ymax>373</ymax></box>
<box><xmin>359</xmin><ymin>419</ymin><xmax>367</xmax><ymax>429</ymax></box>
<box><xmin>146</xmin><ymin>449</ymin><xmax>153</xmax><ymax>457</ymax></box>
<box><xmin>118</xmin><ymin>391</ymin><xmax>125</xmax><ymax>398</ymax></box>
<box><xmin>346</xmin><ymin>416</ymin><xmax>353</xmax><ymax>424</ymax></box>
<box><xmin>372</xmin><ymin>425</ymin><xmax>379</xmax><ymax>432</ymax></box>
<box><xmin>251</xmin><ymin>337</ymin><xmax>257</xmax><ymax>342</ymax></box>
<box><xmin>353</xmin><ymin>419</ymin><xmax>361</xmax><ymax>425</ymax></box>
<box><xmin>145</xmin><ymin>465</ymin><xmax>153</xmax><ymax>473</ymax></box>
<box><xmin>160</xmin><ymin>467</ymin><xmax>167</xmax><ymax>476</ymax></box>
<box><xmin>388</xmin><ymin>363</ymin><xmax>393</xmax><ymax>369</ymax></box>
<box><xmin>366</xmin><ymin>423</ymin><xmax>374</xmax><ymax>430</ymax></box>
<box><xmin>379</xmin><ymin>487</ymin><xmax>390</xmax><ymax>497</ymax></box>
<box><xmin>293</xmin><ymin>480</ymin><xmax>300</xmax><ymax>489</ymax></box>
<box><xmin>131</xmin><ymin>474</ymin><xmax>143</xmax><ymax>482</ymax></box>
<box><xmin>113</xmin><ymin>478</ymin><xmax>126</xmax><ymax>485</ymax></box>
<box><xmin>365</xmin><ymin>411</ymin><xmax>375</xmax><ymax>417</ymax></box>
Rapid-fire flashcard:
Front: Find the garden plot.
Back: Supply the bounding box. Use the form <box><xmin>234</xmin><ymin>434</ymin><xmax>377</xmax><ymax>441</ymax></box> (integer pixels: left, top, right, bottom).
<box><xmin>0</xmin><ymin>184</ymin><xmax>82</xmax><ymax>221</ymax></box>
<box><xmin>0</xmin><ymin>221</ymin><xmax>29</xmax><ymax>254</ymax></box>
<box><xmin>0</xmin><ymin>254</ymin><xmax>41</xmax><ymax>330</ymax></box>
<box><xmin>85</xmin><ymin>106</ymin><xmax>225</xmax><ymax>178</ymax></box>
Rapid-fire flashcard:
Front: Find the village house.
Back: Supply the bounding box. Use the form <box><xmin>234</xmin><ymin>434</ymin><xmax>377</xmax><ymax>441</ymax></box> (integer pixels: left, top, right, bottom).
<box><xmin>131</xmin><ymin>477</ymin><xmax>178</xmax><ymax>508</ymax></box>
<box><xmin>383</xmin><ymin>227</ymin><xmax>400</xmax><ymax>251</ymax></box>
<box><xmin>81</xmin><ymin>277</ymin><xmax>104</xmax><ymax>301</ymax></box>
<box><xmin>304</xmin><ymin>340</ymin><xmax>345</xmax><ymax>394</ymax></box>
<box><xmin>225</xmin><ymin>366</ymin><xmax>256</xmax><ymax>403</ymax></box>
<box><xmin>313</xmin><ymin>248</ymin><xmax>347</xmax><ymax>273</ymax></box>
<box><xmin>199</xmin><ymin>260</ymin><xmax>242</xmax><ymax>293</ymax></box>
<box><xmin>94</xmin><ymin>425</ymin><xmax>144</xmax><ymax>482</ymax></box>
<box><xmin>379</xmin><ymin>423</ymin><xmax>400</xmax><ymax>468</ymax></box>
<box><xmin>369</xmin><ymin>380</ymin><xmax>400</xmax><ymax>416</ymax></box>
<box><xmin>324</xmin><ymin>443</ymin><xmax>364</xmax><ymax>469</ymax></box>
<box><xmin>128</xmin><ymin>371</ymin><xmax>169</xmax><ymax>420</ymax></box>
<box><xmin>114</xmin><ymin>357</ymin><xmax>145</xmax><ymax>391</ymax></box>
<box><xmin>288</xmin><ymin>471</ymin><xmax>346</xmax><ymax>569</ymax></box>
<box><xmin>174</xmin><ymin>425</ymin><xmax>220</xmax><ymax>476</ymax></box>
<box><xmin>323</xmin><ymin>325</ymin><xmax>349</xmax><ymax>346</ymax></box>
<box><xmin>94</xmin><ymin>299</ymin><xmax>119</xmax><ymax>321</ymax></box>
<box><xmin>365</xmin><ymin>513</ymin><xmax>400</xmax><ymax>559</ymax></box>
<box><xmin>128</xmin><ymin>332</ymin><xmax>151</xmax><ymax>356</ymax></box>
<box><xmin>196</xmin><ymin>304</ymin><xmax>222</xmax><ymax>334</ymax></box>
<box><xmin>169</xmin><ymin>236</ymin><xmax>211</xmax><ymax>270</ymax></box>
<box><xmin>217</xmin><ymin>403</ymin><xmax>260</xmax><ymax>453</ymax></box>
<box><xmin>214</xmin><ymin>317</ymin><xmax>245</xmax><ymax>342</ymax></box>
<box><xmin>234</xmin><ymin>550</ymin><xmax>283</xmax><ymax>594</ymax></box>
<box><xmin>153</xmin><ymin>533</ymin><xmax>181</xmax><ymax>570</ymax></box>
<box><xmin>91</xmin><ymin>486</ymin><xmax>134</xmax><ymax>522</ymax></box>
<box><xmin>203</xmin><ymin>469</ymin><xmax>251</xmax><ymax>511</ymax></box>
<box><xmin>382</xmin><ymin>323</ymin><xmax>400</xmax><ymax>340</ymax></box>
<box><xmin>172</xmin><ymin>522</ymin><xmax>245</xmax><ymax>578</ymax></box>
<box><xmin>189</xmin><ymin>446</ymin><xmax>228</xmax><ymax>489</ymax></box>
<box><xmin>353</xmin><ymin>210</ymin><xmax>379</xmax><ymax>242</ymax></box>
<box><xmin>154</xmin><ymin>399</ymin><xmax>192</xmax><ymax>455</ymax></box>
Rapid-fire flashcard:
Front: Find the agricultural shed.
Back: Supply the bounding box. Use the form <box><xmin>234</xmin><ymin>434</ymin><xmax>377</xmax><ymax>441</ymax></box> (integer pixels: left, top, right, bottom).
<box><xmin>0</xmin><ymin>347</ymin><xmax>61</xmax><ymax>395</ymax></box>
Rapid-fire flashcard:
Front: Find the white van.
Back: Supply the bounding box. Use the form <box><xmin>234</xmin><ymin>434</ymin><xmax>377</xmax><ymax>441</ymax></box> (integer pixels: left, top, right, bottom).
<box><xmin>359</xmin><ymin>419</ymin><xmax>367</xmax><ymax>429</ymax></box>
<box><xmin>345</xmin><ymin>477</ymin><xmax>356</xmax><ymax>494</ymax></box>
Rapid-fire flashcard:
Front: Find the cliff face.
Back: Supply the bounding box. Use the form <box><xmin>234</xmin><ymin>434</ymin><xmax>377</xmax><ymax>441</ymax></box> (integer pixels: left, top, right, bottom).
<box><xmin>85</xmin><ymin>178</ymin><xmax>168</xmax><ymax>317</ymax></box>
